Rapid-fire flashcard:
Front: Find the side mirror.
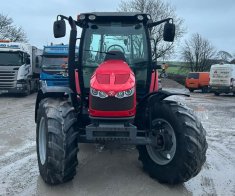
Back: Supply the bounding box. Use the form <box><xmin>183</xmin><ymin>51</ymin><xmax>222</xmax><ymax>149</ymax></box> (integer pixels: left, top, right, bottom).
<box><xmin>53</xmin><ymin>20</ymin><xmax>66</xmax><ymax>38</ymax></box>
<box><xmin>26</xmin><ymin>57</ymin><xmax>30</xmax><ymax>64</ymax></box>
<box><xmin>163</xmin><ymin>22</ymin><xmax>175</xmax><ymax>42</ymax></box>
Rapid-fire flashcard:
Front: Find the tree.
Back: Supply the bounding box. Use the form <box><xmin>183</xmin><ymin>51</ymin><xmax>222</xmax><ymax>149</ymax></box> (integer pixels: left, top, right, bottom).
<box><xmin>0</xmin><ymin>14</ymin><xmax>27</xmax><ymax>42</ymax></box>
<box><xmin>216</xmin><ymin>50</ymin><xmax>232</xmax><ymax>62</ymax></box>
<box><xmin>118</xmin><ymin>0</ymin><xmax>185</xmax><ymax>60</ymax></box>
<box><xmin>231</xmin><ymin>53</ymin><xmax>235</xmax><ymax>64</ymax></box>
<box><xmin>181</xmin><ymin>33</ymin><xmax>216</xmax><ymax>72</ymax></box>
<box><xmin>230</xmin><ymin>59</ymin><xmax>235</xmax><ymax>64</ymax></box>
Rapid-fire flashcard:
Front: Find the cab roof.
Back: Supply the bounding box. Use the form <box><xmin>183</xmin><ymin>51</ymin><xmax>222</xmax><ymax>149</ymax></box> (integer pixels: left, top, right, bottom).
<box><xmin>77</xmin><ymin>12</ymin><xmax>151</xmax><ymax>24</ymax></box>
<box><xmin>81</xmin><ymin>12</ymin><xmax>147</xmax><ymax>17</ymax></box>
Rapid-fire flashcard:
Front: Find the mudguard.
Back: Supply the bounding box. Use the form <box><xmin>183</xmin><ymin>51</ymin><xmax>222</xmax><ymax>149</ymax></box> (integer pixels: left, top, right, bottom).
<box><xmin>135</xmin><ymin>90</ymin><xmax>190</xmax><ymax>130</ymax></box>
<box><xmin>35</xmin><ymin>86</ymin><xmax>75</xmax><ymax>122</ymax></box>
<box><xmin>138</xmin><ymin>89</ymin><xmax>189</xmax><ymax>108</ymax></box>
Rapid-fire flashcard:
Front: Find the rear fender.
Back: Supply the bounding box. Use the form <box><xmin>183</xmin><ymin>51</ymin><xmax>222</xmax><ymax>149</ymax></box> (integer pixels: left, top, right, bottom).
<box><xmin>35</xmin><ymin>86</ymin><xmax>78</xmax><ymax>122</ymax></box>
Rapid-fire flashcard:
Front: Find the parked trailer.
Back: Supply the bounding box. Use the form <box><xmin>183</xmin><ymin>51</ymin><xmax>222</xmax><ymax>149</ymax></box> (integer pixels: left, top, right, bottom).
<box><xmin>0</xmin><ymin>40</ymin><xmax>42</xmax><ymax>95</ymax></box>
<box><xmin>209</xmin><ymin>64</ymin><xmax>235</xmax><ymax>96</ymax></box>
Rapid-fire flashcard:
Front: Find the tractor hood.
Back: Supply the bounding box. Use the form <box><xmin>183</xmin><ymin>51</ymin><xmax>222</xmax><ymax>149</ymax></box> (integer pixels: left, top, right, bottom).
<box><xmin>90</xmin><ymin>60</ymin><xmax>135</xmax><ymax>94</ymax></box>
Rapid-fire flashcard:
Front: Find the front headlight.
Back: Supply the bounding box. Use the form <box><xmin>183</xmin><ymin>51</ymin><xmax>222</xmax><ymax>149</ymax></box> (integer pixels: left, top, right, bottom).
<box><xmin>115</xmin><ymin>91</ymin><xmax>125</xmax><ymax>99</ymax></box>
<box><xmin>40</xmin><ymin>80</ymin><xmax>47</xmax><ymax>88</ymax></box>
<box><xmin>16</xmin><ymin>83</ymin><xmax>23</xmax><ymax>87</ymax></box>
<box><xmin>98</xmin><ymin>91</ymin><xmax>108</xmax><ymax>98</ymax></box>
<box><xmin>90</xmin><ymin>88</ymin><xmax>98</xmax><ymax>96</ymax></box>
<box><xmin>90</xmin><ymin>88</ymin><xmax>108</xmax><ymax>99</ymax></box>
<box><xmin>115</xmin><ymin>87</ymin><xmax>135</xmax><ymax>99</ymax></box>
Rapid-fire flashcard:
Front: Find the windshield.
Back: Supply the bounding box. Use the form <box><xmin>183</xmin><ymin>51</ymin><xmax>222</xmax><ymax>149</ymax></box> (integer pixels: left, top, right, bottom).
<box><xmin>187</xmin><ymin>73</ymin><xmax>199</xmax><ymax>79</ymax></box>
<box><xmin>0</xmin><ymin>52</ymin><xmax>23</xmax><ymax>66</ymax></box>
<box><xmin>82</xmin><ymin>22</ymin><xmax>149</xmax><ymax>89</ymax></box>
<box><xmin>42</xmin><ymin>56</ymin><xmax>68</xmax><ymax>70</ymax></box>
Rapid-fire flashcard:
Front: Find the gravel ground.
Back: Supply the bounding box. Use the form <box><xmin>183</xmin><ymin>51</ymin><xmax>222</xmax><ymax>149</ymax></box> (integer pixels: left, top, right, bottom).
<box><xmin>0</xmin><ymin>80</ymin><xmax>234</xmax><ymax>196</ymax></box>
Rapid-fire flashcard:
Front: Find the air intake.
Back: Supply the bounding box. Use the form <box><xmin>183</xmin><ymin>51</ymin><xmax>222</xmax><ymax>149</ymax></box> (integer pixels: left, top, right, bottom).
<box><xmin>115</xmin><ymin>74</ymin><xmax>129</xmax><ymax>84</ymax></box>
<box><xmin>96</xmin><ymin>74</ymin><xmax>110</xmax><ymax>84</ymax></box>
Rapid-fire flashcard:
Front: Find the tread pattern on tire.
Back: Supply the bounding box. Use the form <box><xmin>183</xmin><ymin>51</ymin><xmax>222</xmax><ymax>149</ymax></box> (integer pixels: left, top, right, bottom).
<box><xmin>37</xmin><ymin>98</ymin><xmax>78</xmax><ymax>185</ymax></box>
<box><xmin>137</xmin><ymin>100</ymin><xmax>208</xmax><ymax>184</ymax></box>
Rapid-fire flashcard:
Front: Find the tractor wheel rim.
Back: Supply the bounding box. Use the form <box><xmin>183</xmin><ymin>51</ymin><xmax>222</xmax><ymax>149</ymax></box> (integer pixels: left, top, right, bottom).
<box><xmin>39</xmin><ymin>117</ymin><xmax>46</xmax><ymax>165</ymax></box>
<box><xmin>146</xmin><ymin>118</ymin><xmax>176</xmax><ymax>165</ymax></box>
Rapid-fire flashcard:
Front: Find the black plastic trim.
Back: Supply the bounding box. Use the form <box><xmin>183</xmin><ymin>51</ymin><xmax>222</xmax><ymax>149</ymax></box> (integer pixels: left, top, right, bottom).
<box><xmin>35</xmin><ymin>86</ymin><xmax>75</xmax><ymax>122</ymax></box>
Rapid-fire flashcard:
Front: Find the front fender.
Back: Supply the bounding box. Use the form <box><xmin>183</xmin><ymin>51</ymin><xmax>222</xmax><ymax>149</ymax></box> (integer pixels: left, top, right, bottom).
<box><xmin>147</xmin><ymin>90</ymin><xmax>189</xmax><ymax>107</ymax></box>
<box><xmin>138</xmin><ymin>89</ymin><xmax>189</xmax><ymax>108</ymax></box>
<box><xmin>35</xmin><ymin>86</ymin><xmax>75</xmax><ymax>122</ymax></box>
<box><xmin>135</xmin><ymin>90</ymin><xmax>189</xmax><ymax>130</ymax></box>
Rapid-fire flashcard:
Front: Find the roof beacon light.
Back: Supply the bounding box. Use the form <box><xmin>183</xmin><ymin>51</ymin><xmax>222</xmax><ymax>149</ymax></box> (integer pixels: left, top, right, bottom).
<box><xmin>79</xmin><ymin>14</ymin><xmax>86</xmax><ymax>20</ymax></box>
<box><xmin>88</xmin><ymin>15</ymin><xmax>96</xmax><ymax>20</ymax></box>
<box><xmin>137</xmin><ymin>15</ymin><xmax>144</xmax><ymax>21</ymax></box>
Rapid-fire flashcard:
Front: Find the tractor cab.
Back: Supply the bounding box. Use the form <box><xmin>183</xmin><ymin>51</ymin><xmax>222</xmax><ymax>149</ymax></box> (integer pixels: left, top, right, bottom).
<box><xmin>53</xmin><ymin>13</ymin><xmax>175</xmax><ymax>101</ymax></box>
<box><xmin>79</xmin><ymin>13</ymin><xmax>150</xmax><ymax>97</ymax></box>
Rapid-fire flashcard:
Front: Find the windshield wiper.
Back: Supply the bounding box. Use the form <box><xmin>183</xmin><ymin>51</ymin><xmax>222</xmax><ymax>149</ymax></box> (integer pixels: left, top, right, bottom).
<box><xmin>132</xmin><ymin>60</ymin><xmax>149</xmax><ymax>66</ymax></box>
<box><xmin>7</xmin><ymin>64</ymin><xmax>20</xmax><ymax>66</ymax></box>
<box><xmin>84</xmin><ymin>49</ymin><xmax>115</xmax><ymax>55</ymax></box>
<box><xmin>0</xmin><ymin>64</ymin><xmax>20</xmax><ymax>66</ymax></box>
<box><xmin>42</xmin><ymin>65</ymin><xmax>63</xmax><ymax>69</ymax></box>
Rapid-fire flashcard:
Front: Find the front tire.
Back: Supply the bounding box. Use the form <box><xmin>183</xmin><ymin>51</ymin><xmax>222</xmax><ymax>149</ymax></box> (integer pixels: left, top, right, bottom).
<box><xmin>137</xmin><ymin>101</ymin><xmax>207</xmax><ymax>184</ymax></box>
<box><xmin>160</xmin><ymin>72</ymin><xmax>168</xmax><ymax>78</ymax></box>
<box><xmin>189</xmin><ymin>88</ymin><xmax>194</xmax><ymax>92</ymax></box>
<box><xmin>23</xmin><ymin>82</ymin><xmax>31</xmax><ymax>96</ymax></box>
<box><xmin>36</xmin><ymin>98</ymin><xmax>78</xmax><ymax>185</ymax></box>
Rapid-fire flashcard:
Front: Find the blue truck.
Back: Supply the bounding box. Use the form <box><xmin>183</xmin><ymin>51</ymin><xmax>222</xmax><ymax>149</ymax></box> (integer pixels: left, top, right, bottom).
<box><xmin>40</xmin><ymin>44</ymin><xmax>74</xmax><ymax>87</ymax></box>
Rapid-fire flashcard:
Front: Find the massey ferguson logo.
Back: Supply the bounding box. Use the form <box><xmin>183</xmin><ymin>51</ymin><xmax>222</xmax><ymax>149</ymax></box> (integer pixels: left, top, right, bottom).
<box><xmin>108</xmin><ymin>91</ymin><xmax>115</xmax><ymax>96</ymax></box>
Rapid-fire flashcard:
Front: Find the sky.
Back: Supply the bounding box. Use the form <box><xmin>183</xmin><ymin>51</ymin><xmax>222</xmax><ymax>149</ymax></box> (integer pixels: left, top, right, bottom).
<box><xmin>1</xmin><ymin>0</ymin><xmax>235</xmax><ymax>58</ymax></box>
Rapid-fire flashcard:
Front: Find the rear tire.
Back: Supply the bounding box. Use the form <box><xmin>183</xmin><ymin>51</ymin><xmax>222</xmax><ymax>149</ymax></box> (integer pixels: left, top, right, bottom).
<box><xmin>137</xmin><ymin>101</ymin><xmax>207</xmax><ymax>184</ymax></box>
<box><xmin>34</xmin><ymin>80</ymin><xmax>40</xmax><ymax>92</ymax></box>
<box><xmin>202</xmin><ymin>86</ymin><xmax>208</xmax><ymax>93</ymax></box>
<box><xmin>214</xmin><ymin>92</ymin><xmax>220</xmax><ymax>96</ymax></box>
<box><xmin>36</xmin><ymin>98</ymin><xmax>78</xmax><ymax>185</ymax></box>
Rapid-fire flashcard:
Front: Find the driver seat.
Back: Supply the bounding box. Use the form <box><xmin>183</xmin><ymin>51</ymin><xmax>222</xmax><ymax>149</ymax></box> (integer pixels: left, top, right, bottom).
<box><xmin>104</xmin><ymin>50</ymin><xmax>126</xmax><ymax>62</ymax></box>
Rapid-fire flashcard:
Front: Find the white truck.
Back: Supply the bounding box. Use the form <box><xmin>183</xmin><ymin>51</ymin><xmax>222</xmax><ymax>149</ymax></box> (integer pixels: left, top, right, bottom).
<box><xmin>209</xmin><ymin>63</ymin><xmax>235</xmax><ymax>96</ymax></box>
<box><xmin>0</xmin><ymin>41</ymin><xmax>42</xmax><ymax>95</ymax></box>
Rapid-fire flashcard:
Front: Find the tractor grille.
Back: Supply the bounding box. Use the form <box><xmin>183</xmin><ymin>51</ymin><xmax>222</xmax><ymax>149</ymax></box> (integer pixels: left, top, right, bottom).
<box><xmin>91</xmin><ymin>95</ymin><xmax>134</xmax><ymax>111</ymax></box>
<box><xmin>0</xmin><ymin>70</ymin><xmax>17</xmax><ymax>89</ymax></box>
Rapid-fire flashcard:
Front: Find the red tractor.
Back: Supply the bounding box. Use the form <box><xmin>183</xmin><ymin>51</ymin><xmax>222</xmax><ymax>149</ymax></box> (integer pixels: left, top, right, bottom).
<box><xmin>35</xmin><ymin>12</ymin><xmax>207</xmax><ymax>185</ymax></box>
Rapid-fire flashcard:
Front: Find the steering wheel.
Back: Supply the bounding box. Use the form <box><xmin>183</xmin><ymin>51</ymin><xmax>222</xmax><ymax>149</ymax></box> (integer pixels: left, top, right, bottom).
<box><xmin>107</xmin><ymin>44</ymin><xmax>125</xmax><ymax>53</ymax></box>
